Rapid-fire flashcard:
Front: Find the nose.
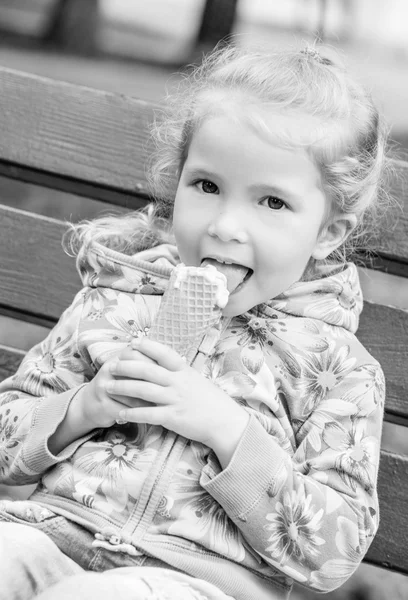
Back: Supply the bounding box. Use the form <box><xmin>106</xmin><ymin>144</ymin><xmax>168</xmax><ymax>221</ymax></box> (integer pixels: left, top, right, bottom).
<box><xmin>207</xmin><ymin>205</ymin><xmax>248</xmax><ymax>244</ymax></box>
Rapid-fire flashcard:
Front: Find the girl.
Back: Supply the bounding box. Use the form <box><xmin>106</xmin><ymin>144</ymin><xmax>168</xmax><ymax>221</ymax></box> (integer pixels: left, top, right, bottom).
<box><xmin>0</xmin><ymin>44</ymin><xmax>389</xmax><ymax>600</ymax></box>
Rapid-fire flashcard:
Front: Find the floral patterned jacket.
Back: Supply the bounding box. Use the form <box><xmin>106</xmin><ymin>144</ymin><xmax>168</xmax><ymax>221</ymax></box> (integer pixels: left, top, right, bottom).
<box><xmin>0</xmin><ymin>243</ymin><xmax>384</xmax><ymax>600</ymax></box>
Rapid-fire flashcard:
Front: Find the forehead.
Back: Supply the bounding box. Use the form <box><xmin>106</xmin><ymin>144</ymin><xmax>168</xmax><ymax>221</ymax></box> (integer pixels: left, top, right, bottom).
<box><xmin>186</xmin><ymin>114</ymin><xmax>323</xmax><ymax>194</ymax></box>
<box><xmin>192</xmin><ymin>92</ymin><xmax>350</xmax><ymax>164</ymax></box>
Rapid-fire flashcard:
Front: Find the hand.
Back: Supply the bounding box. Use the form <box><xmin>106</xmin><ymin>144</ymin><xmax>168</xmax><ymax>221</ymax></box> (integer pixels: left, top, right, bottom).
<box><xmin>75</xmin><ymin>347</ymin><xmax>154</xmax><ymax>429</ymax></box>
<box><xmin>108</xmin><ymin>338</ymin><xmax>250</xmax><ymax>465</ymax></box>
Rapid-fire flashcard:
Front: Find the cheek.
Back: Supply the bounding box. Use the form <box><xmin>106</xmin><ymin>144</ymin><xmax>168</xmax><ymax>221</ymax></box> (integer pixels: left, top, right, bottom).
<box><xmin>172</xmin><ymin>193</ymin><xmax>188</xmax><ymax>239</ymax></box>
<box><xmin>172</xmin><ymin>200</ymin><xmax>198</xmax><ymax>261</ymax></box>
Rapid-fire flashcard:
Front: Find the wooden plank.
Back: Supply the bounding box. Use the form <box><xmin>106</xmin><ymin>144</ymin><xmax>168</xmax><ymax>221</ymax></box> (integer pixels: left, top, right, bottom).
<box><xmin>0</xmin><ymin>314</ymin><xmax>49</xmax><ymax>352</ymax></box>
<box><xmin>359</xmin><ymin>267</ymin><xmax>408</xmax><ymax>312</ymax></box>
<box><xmin>0</xmin><ymin>65</ymin><xmax>406</xmax><ymax>230</ymax></box>
<box><xmin>0</xmin><ymin>346</ymin><xmax>25</xmax><ymax>381</ymax></box>
<box><xmin>358</xmin><ymin>302</ymin><xmax>408</xmax><ymax>425</ymax></box>
<box><xmin>0</xmin><ymin>0</ymin><xmax>53</xmax><ymax>10</ymax></box>
<box><xmin>356</xmin><ymin>252</ymin><xmax>408</xmax><ymax>279</ymax></box>
<box><xmin>365</xmin><ymin>451</ymin><xmax>408</xmax><ymax>574</ymax></box>
<box><xmin>366</xmin><ymin>159</ymin><xmax>408</xmax><ymax>265</ymax></box>
<box><xmin>0</xmin><ymin>205</ymin><xmax>80</xmax><ymax>325</ymax></box>
<box><xmin>0</xmin><ymin>67</ymin><xmax>155</xmax><ymax>203</ymax></box>
<box><xmin>0</xmin><ymin>1</ymin><xmax>54</xmax><ymax>37</ymax></box>
<box><xmin>0</xmin><ymin>162</ymin><xmax>150</xmax><ymax>208</ymax></box>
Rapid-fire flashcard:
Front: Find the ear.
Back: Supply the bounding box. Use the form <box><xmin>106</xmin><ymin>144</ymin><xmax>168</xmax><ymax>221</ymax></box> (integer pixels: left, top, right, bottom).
<box><xmin>312</xmin><ymin>213</ymin><xmax>358</xmax><ymax>260</ymax></box>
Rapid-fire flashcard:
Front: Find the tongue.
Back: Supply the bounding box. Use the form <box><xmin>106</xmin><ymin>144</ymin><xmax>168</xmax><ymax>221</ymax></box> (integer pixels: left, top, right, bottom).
<box><xmin>201</xmin><ymin>259</ymin><xmax>248</xmax><ymax>292</ymax></box>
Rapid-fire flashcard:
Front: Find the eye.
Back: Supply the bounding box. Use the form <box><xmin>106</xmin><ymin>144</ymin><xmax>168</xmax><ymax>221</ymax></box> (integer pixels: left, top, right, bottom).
<box><xmin>260</xmin><ymin>196</ymin><xmax>286</xmax><ymax>210</ymax></box>
<box><xmin>197</xmin><ymin>180</ymin><xmax>219</xmax><ymax>194</ymax></box>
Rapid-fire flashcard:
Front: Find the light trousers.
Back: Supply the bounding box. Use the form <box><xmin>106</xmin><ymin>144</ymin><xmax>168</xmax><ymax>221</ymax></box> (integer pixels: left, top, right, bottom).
<box><xmin>0</xmin><ymin>508</ymin><xmax>234</xmax><ymax>600</ymax></box>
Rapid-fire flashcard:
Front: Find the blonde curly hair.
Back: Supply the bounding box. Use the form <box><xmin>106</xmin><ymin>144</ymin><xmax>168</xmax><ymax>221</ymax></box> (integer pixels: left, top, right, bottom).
<box><xmin>66</xmin><ymin>43</ymin><xmax>392</xmax><ymax>272</ymax></box>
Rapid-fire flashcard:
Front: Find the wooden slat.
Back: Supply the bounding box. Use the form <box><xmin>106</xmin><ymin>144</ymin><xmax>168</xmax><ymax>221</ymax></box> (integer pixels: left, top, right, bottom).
<box><xmin>0</xmin><ymin>163</ymin><xmax>150</xmax><ymax>209</ymax></box>
<box><xmin>356</xmin><ymin>252</ymin><xmax>408</xmax><ymax>279</ymax></box>
<box><xmin>0</xmin><ymin>0</ymin><xmax>52</xmax><ymax>11</ymax></box>
<box><xmin>0</xmin><ymin>205</ymin><xmax>80</xmax><ymax>325</ymax></box>
<box><xmin>357</xmin><ymin>301</ymin><xmax>408</xmax><ymax>425</ymax></box>
<box><xmin>0</xmin><ymin>346</ymin><xmax>25</xmax><ymax>381</ymax></box>
<box><xmin>362</xmin><ymin>159</ymin><xmax>408</xmax><ymax>268</ymax></box>
<box><xmin>365</xmin><ymin>451</ymin><xmax>408</xmax><ymax>574</ymax></box>
<box><xmin>0</xmin><ymin>65</ymin><xmax>406</xmax><ymax>229</ymax></box>
<box><xmin>0</xmin><ymin>67</ymin><xmax>155</xmax><ymax>204</ymax></box>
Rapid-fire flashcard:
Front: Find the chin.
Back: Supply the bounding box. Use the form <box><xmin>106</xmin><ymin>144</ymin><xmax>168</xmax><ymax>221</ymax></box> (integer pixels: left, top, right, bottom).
<box><xmin>222</xmin><ymin>297</ymin><xmax>254</xmax><ymax>317</ymax></box>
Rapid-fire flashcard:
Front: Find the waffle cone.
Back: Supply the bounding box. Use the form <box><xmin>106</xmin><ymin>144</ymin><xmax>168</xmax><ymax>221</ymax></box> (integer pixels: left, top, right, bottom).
<box><xmin>148</xmin><ymin>265</ymin><xmax>228</xmax><ymax>365</ymax></box>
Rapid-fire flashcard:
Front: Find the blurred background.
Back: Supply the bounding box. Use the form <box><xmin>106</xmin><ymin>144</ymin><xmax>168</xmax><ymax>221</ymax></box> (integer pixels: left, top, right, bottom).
<box><xmin>0</xmin><ymin>1</ymin><xmax>407</xmax><ymax>598</ymax></box>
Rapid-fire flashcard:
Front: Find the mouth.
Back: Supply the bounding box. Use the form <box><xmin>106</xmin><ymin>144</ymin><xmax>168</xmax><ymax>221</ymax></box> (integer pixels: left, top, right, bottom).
<box><xmin>201</xmin><ymin>257</ymin><xmax>253</xmax><ymax>293</ymax></box>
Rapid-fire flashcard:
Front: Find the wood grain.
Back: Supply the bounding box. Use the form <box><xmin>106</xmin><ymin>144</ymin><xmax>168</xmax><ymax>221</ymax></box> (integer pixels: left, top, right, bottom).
<box><xmin>357</xmin><ymin>301</ymin><xmax>408</xmax><ymax>426</ymax></box>
<box><xmin>0</xmin><ymin>66</ymin><xmax>407</xmax><ymax>260</ymax></box>
<box><xmin>377</xmin><ymin>159</ymin><xmax>408</xmax><ymax>262</ymax></box>
<box><xmin>365</xmin><ymin>451</ymin><xmax>408</xmax><ymax>574</ymax></box>
<box><xmin>0</xmin><ymin>205</ymin><xmax>80</xmax><ymax>325</ymax></box>
<box><xmin>0</xmin><ymin>345</ymin><xmax>25</xmax><ymax>381</ymax></box>
<box><xmin>0</xmin><ymin>67</ymin><xmax>155</xmax><ymax>202</ymax></box>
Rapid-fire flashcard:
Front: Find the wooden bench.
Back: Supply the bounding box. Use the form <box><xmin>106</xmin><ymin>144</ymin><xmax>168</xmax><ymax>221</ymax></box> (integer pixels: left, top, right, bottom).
<box><xmin>0</xmin><ymin>66</ymin><xmax>407</xmax><ymax>577</ymax></box>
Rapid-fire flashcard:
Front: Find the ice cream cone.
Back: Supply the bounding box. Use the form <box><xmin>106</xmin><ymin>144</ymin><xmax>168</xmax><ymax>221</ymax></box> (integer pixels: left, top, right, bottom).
<box><xmin>149</xmin><ymin>264</ymin><xmax>229</xmax><ymax>365</ymax></box>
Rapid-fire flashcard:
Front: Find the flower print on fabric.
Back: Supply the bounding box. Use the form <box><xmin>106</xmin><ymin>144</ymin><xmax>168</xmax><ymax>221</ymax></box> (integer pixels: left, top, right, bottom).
<box><xmin>136</xmin><ymin>273</ymin><xmax>163</xmax><ymax>294</ymax></box>
<box><xmin>104</xmin><ymin>294</ymin><xmax>159</xmax><ymax>340</ymax></box>
<box><xmin>83</xmin><ymin>288</ymin><xmax>117</xmax><ymax>322</ymax></box>
<box><xmin>12</xmin><ymin>334</ymin><xmax>84</xmax><ymax>396</ymax></box>
<box><xmin>105</xmin><ymin>264</ymin><xmax>163</xmax><ymax>295</ymax></box>
<box><xmin>202</xmin><ymin>353</ymin><xmax>256</xmax><ymax>402</ymax></box>
<box><xmin>168</xmin><ymin>447</ymin><xmax>245</xmax><ymax>561</ymax></box>
<box><xmin>80</xmin><ymin>293</ymin><xmax>161</xmax><ymax>367</ymax></box>
<box><xmin>265</xmin><ymin>488</ymin><xmax>325</xmax><ymax>566</ymax></box>
<box><xmin>341</xmin><ymin>364</ymin><xmax>385</xmax><ymax>417</ymax></box>
<box><xmin>219</xmin><ymin>314</ymin><xmax>328</xmax><ymax>380</ymax></box>
<box><xmin>310</xmin><ymin>515</ymin><xmax>367</xmax><ymax>590</ymax></box>
<box><xmin>322</xmin><ymin>420</ymin><xmax>378</xmax><ymax>493</ymax></box>
<box><xmin>0</xmin><ymin>404</ymin><xmax>29</xmax><ymax>479</ymax></box>
<box><xmin>45</xmin><ymin>429</ymin><xmax>159</xmax><ymax>517</ymax></box>
<box><xmin>217</xmin><ymin>315</ymin><xmax>275</xmax><ymax>376</ymax></box>
<box><xmin>74</xmin><ymin>430</ymin><xmax>158</xmax><ymax>512</ymax></box>
<box><xmin>295</xmin><ymin>397</ymin><xmax>357</xmax><ymax>453</ymax></box>
<box><xmin>301</xmin><ymin>279</ymin><xmax>361</xmax><ymax>332</ymax></box>
<box><xmin>156</xmin><ymin>494</ymin><xmax>175</xmax><ymax>518</ymax></box>
<box><xmin>269</xmin><ymin>262</ymin><xmax>363</xmax><ymax>333</ymax></box>
<box><xmin>295</xmin><ymin>342</ymin><xmax>357</xmax><ymax>415</ymax></box>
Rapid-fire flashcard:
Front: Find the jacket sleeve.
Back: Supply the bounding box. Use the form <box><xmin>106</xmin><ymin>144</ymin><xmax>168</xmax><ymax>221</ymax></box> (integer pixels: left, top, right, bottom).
<box><xmin>200</xmin><ymin>362</ymin><xmax>384</xmax><ymax>592</ymax></box>
<box><xmin>0</xmin><ymin>289</ymin><xmax>95</xmax><ymax>486</ymax></box>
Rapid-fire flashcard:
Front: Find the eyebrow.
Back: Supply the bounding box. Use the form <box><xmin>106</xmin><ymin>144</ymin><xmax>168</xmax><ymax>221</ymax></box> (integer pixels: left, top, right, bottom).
<box><xmin>183</xmin><ymin>167</ymin><xmax>302</xmax><ymax>203</ymax></box>
<box><xmin>248</xmin><ymin>183</ymin><xmax>300</xmax><ymax>202</ymax></box>
<box><xmin>183</xmin><ymin>167</ymin><xmax>220</xmax><ymax>181</ymax></box>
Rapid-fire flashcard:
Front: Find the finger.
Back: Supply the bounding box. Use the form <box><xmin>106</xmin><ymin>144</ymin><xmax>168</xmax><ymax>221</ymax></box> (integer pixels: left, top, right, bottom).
<box><xmin>110</xmin><ymin>394</ymin><xmax>151</xmax><ymax>409</ymax></box>
<box><xmin>131</xmin><ymin>337</ymin><xmax>186</xmax><ymax>371</ymax></box>
<box><xmin>110</xmin><ymin>360</ymin><xmax>170</xmax><ymax>386</ymax></box>
<box><xmin>107</xmin><ymin>380</ymin><xmax>170</xmax><ymax>405</ymax></box>
<box><xmin>118</xmin><ymin>406</ymin><xmax>171</xmax><ymax>427</ymax></box>
<box><xmin>118</xmin><ymin>347</ymin><xmax>156</xmax><ymax>364</ymax></box>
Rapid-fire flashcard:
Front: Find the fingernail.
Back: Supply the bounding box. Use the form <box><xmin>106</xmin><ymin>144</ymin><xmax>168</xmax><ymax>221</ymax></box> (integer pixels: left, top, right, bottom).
<box><xmin>106</xmin><ymin>383</ymin><xmax>115</xmax><ymax>394</ymax></box>
<box><xmin>109</xmin><ymin>360</ymin><xmax>118</xmax><ymax>374</ymax></box>
<box><xmin>118</xmin><ymin>410</ymin><xmax>127</xmax><ymax>420</ymax></box>
<box><xmin>131</xmin><ymin>337</ymin><xmax>142</xmax><ymax>348</ymax></box>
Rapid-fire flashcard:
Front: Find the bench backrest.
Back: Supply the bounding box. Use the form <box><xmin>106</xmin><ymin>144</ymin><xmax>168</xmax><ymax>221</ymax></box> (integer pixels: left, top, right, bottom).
<box><xmin>0</xmin><ymin>67</ymin><xmax>407</xmax><ymax>574</ymax></box>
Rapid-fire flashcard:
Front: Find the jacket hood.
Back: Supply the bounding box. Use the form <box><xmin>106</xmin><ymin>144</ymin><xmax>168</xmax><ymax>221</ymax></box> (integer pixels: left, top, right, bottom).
<box><xmin>82</xmin><ymin>242</ymin><xmax>363</xmax><ymax>334</ymax></box>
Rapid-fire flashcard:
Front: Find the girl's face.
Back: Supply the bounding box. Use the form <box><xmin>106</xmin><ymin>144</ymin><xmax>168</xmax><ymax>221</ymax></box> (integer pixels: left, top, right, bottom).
<box><xmin>173</xmin><ymin>114</ymin><xmax>345</xmax><ymax>317</ymax></box>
